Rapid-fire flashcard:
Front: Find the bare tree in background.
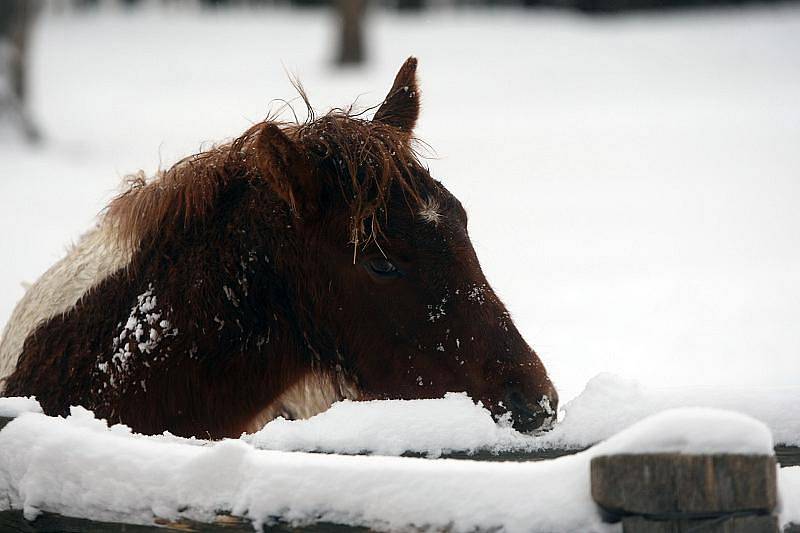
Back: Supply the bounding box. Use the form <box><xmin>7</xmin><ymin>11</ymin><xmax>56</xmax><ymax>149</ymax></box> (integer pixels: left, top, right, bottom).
<box><xmin>336</xmin><ymin>0</ymin><xmax>366</xmax><ymax>66</ymax></box>
<box><xmin>396</xmin><ymin>0</ymin><xmax>425</xmax><ymax>9</ymax></box>
<box><xmin>0</xmin><ymin>0</ymin><xmax>41</xmax><ymax>142</ymax></box>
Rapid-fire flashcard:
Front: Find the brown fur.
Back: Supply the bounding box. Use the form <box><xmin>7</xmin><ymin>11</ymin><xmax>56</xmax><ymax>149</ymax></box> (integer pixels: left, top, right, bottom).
<box><xmin>4</xmin><ymin>58</ymin><xmax>557</xmax><ymax>438</ymax></box>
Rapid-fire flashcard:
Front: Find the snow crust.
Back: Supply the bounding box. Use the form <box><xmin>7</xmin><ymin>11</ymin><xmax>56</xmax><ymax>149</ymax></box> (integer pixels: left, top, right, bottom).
<box><xmin>0</xmin><ymin>396</ymin><xmax>42</xmax><ymax>417</ymax></box>
<box><xmin>0</xmin><ymin>403</ymin><xmax>783</xmax><ymax>532</ymax></box>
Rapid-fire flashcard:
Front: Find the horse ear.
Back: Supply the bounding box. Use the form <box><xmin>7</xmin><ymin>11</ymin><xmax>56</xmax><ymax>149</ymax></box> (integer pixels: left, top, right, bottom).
<box><xmin>373</xmin><ymin>57</ymin><xmax>420</xmax><ymax>134</ymax></box>
<box><xmin>255</xmin><ymin>123</ymin><xmax>319</xmax><ymax>217</ymax></box>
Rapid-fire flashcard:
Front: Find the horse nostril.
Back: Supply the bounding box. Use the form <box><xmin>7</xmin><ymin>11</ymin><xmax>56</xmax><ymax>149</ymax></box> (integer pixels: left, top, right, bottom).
<box><xmin>504</xmin><ymin>390</ymin><xmax>556</xmax><ymax>434</ymax></box>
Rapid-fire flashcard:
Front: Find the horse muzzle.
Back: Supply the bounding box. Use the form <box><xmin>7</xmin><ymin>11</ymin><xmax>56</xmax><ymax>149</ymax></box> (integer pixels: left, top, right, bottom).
<box><xmin>504</xmin><ymin>388</ymin><xmax>558</xmax><ymax>433</ymax></box>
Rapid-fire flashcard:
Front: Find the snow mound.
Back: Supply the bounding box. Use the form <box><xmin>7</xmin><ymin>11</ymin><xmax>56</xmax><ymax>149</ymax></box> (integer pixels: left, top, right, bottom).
<box><xmin>539</xmin><ymin>373</ymin><xmax>800</xmax><ymax>449</ymax></box>
<box><xmin>0</xmin><ymin>404</ymin><xmax>786</xmax><ymax>532</ymax></box>
<box><xmin>245</xmin><ymin>374</ymin><xmax>799</xmax><ymax>456</ymax></box>
<box><xmin>594</xmin><ymin>407</ymin><xmax>774</xmax><ymax>456</ymax></box>
<box><xmin>245</xmin><ymin>392</ymin><xmax>531</xmax><ymax>456</ymax></box>
<box><xmin>0</xmin><ymin>407</ymin><xmax>609</xmax><ymax>532</ymax></box>
<box><xmin>0</xmin><ymin>396</ymin><xmax>41</xmax><ymax>418</ymax></box>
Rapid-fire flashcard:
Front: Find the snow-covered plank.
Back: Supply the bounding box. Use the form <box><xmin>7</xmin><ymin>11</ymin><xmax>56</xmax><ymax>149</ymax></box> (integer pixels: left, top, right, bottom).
<box><xmin>0</xmin><ymin>510</ymin><xmax>362</xmax><ymax>533</ymax></box>
<box><xmin>0</xmin><ymin>406</ymin><xmax>792</xmax><ymax>533</ymax></box>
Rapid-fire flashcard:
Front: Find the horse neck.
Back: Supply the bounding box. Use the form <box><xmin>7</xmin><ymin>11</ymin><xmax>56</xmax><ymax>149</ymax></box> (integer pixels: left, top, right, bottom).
<box><xmin>118</xmin><ymin>182</ymin><xmax>323</xmax><ymax>436</ymax></box>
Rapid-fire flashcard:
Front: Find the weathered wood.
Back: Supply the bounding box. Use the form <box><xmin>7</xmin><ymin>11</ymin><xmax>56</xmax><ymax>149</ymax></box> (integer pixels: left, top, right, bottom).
<box><xmin>1</xmin><ymin>509</ymin><xmax>795</xmax><ymax>533</ymax></box>
<box><xmin>622</xmin><ymin>514</ymin><xmax>779</xmax><ymax>533</ymax></box>
<box><xmin>776</xmin><ymin>446</ymin><xmax>800</xmax><ymax>467</ymax></box>
<box><xmin>591</xmin><ymin>453</ymin><xmax>778</xmax><ymax>517</ymax></box>
<box><xmin>0</xmin><ymin>510</ymin><xmax>370</xmax><ymax>533</ymax></box>
<box><xmin>2</xmin><ymin>415</ymin><xmax>799</xmax><ymax>465</ymax></box>
<box><xmin>409</xmin><ymin>447</ymin><xmax>590</xmax><ymax>462</ymax></box>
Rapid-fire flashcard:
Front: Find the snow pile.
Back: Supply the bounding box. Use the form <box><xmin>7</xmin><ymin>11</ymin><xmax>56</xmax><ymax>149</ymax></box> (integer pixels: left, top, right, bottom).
<box><xmin>0</xmin><ymin>396</ymin><xmax>42</xmax><ymax>418</ymax></box>
<box><xmin>245</xmin><ymin>393</ymin><xmax>531</xmax><ymax>456</ymax></box>
<box><xmin>1</xmin><ymin>373</ymin><xmax>796</xmax><ymax>463</ymax></box>
<box><xmin>538</xmin><ymin>374</ymin><xmax>800</xmax><ymax>449</ymax></box>
<box><xmin>0</xmin><ymin>406</ymin><xmax>782</xmax><ymax>532</ymax></box>
<box><xmin>589</xmin><ymin>407</ymin><xmax>773</xmax><ymax>456</ymax></box>
<box><xmin>0</xmin><ymin>407</ymin><xmax>607</xmax><ymax>532</ymax></box>
<box><xmin>245</xmin><ymin>374</ymin><xmax>799</xmax><ymax>456</ymax></box>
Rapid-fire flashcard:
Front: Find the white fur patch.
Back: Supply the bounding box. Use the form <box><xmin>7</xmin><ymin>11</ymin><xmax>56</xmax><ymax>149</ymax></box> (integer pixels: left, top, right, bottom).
<box><xmin>418</xmin><ymin>198</ymin><xmax>443</xmax><ymax>225</ymax></box>
<box><xmin>245</xmin><ymin>371</ymin><xmax>361</xmax><ymax>433</ymax></box>
<box><xmin>0</xmin><ymin>223</ymin><xmax>132</xmax><ymax>391</ymax></box>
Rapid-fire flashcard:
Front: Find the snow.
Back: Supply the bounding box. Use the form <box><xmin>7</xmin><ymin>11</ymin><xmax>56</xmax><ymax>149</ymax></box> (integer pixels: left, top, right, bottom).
<box><xmin>246</xmin><ymin>392</ymin><xmax>531</xmax><ymax>456</ymax></box>
<box><xmin>781</xmin><ymin>467</ymin><xmax>800</xmax><ymax>529</ymax></box>
<box><xmin>245</xmin><ymin>374</ymin><xmax>799</xmax><ymax>455</ymax></box>
<box><xmin>538</xmin><ymin>373</ymin><xmax>800</xmax><ymax>448</ymax></box>
<box><xmin>589</xmin><ymin>407</ymin><xmax>773</xmax><ymax>455</ymax></box>
<box><xmin>0</xmin><ymin>405</ymin><xmax>783</xmax><ymax>532</ymax></box>
<box><xmin>0</xmin><ymin>396</ymin><xmax>41</xmax><ymax>418</ymax></box>
<box><xmin>0</xmin><ymin>5</ymin><xmax>799</xmax><ymax>403</ymax></box>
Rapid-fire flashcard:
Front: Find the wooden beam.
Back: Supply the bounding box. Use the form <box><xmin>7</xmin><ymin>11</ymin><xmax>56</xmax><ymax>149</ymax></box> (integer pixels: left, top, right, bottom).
<box><xmin>2</xmin><ymin>415</ymin><xmax>798</xmax><ymax>465</ymax></box>
<box><xmin>591</xmin><ymin>453</ymin><xmax>778</xmax><ymax>516</ymax></box>
<box><xmin>0</xmin><ymin>510</ymin><xmax>370</xmax><ymax>533</ymax></box>
<box><xmin>1</xmin><ymin>509</ymin><xmax>797</xmax><ymax>533</ymax></box>
<box><xmin>591</xmin><ymin>453</ymin><xmax>780</xmax><ymax>532</ymax></box>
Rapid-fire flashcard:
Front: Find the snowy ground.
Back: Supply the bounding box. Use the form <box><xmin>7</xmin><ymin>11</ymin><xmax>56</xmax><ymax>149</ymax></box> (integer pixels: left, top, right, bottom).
<box><xmin>1</xmin><ymin>5</ymin><xmax>799</xmax><ymax>402</ymax></box>
<box><xmin>0</xmin><ymin>400</ymin><xmax>795</xmax><ymax>532</ymax></box>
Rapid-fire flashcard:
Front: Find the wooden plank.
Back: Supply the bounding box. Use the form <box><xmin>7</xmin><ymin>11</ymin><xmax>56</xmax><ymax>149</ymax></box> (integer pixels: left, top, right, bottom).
<box><xmin>0</xmin><ymin>510</ymin><xmax>370</xmax><ymax>533</ymax></box>
<box><xmin>3</xmin><ymin>414</ymin><xmax>800</xmax><ymax>465</ymax></box>
<box><xmin>776</xmin><ymin>446</ymin><xmax>800</xmax><ymax>467</ymax></box>
<box><xmin>1</xmin><ymin>509</ymin><xmax>796</xmax><ymax>533</ymax></box>
<box><xmin>412</xmin><ymin>447</ymin><xmax>589</xmax><ymax>462</ymax></box>
<box><xmin>591</xmin><ymin>453</ymin><xmax>778</xmax><ymax>517</ymax></box>
<box><xmin>622</xmin><ymin>514</ymin><xmax>779</xmax><ymax>533</ymax></box>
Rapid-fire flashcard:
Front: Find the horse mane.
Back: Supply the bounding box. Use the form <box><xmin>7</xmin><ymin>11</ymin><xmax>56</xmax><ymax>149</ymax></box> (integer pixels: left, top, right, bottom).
<box><xmin>105</xmin><ymin>96</ymin><xmax>433</xmax><ymax>255</ymax></box>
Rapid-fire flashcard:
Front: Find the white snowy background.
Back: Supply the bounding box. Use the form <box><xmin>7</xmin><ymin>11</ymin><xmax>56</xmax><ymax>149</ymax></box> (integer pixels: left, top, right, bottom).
<box><xmin>2</xmin><ymin>3</ymin><xmax>799</xmax><ymax>402</ymax></box>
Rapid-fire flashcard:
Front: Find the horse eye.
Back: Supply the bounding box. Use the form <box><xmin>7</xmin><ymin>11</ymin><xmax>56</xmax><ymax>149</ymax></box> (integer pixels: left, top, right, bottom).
<box><xmin>366</xmin><ymin>257</ymin><xmax>401</xmax><ymax>278</ymax></box>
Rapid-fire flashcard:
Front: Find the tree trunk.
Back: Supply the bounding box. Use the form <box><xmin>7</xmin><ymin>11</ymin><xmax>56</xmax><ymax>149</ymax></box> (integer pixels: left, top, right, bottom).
<box><xmin>0</xmin><ymin>0</ymin><xmax>41</xmax><ymax>142</ymax></box>
<box><xmin>397</xmin><ymin>0</ymin><xmax>425</xmax><ymax>10</ymax></box>
<box><xmin>335</xmin><ymin>0</ymin><xmax>366</xmax><ymax>66</ymax></box>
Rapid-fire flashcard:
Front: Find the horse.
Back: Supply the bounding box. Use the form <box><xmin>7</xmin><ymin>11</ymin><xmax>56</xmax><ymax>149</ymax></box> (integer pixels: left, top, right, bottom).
<box><xmin>0</xmin><ymin>58</ymin><xmax>557</xmax><ymax>439</ymax></box>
